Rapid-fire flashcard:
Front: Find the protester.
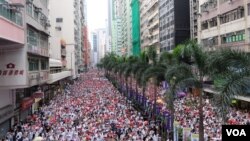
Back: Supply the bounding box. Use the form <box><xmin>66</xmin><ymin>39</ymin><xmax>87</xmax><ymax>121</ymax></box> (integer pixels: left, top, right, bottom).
<box><xmin>5</xmin><ymin>69</ymin><xmax>160</xmax><ymax>141</ymax></box>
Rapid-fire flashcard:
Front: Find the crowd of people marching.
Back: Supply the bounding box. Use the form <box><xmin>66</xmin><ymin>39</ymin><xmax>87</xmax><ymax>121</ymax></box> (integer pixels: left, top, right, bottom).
<box><xmin>3</xmin><ymin>69</ymin><xmax>250</xmax><ymax>141</ymax></box>
<box><xmin>4</xmin><ymin>70</ymin><xmax>161</xmax><ymax>141</ymax></box>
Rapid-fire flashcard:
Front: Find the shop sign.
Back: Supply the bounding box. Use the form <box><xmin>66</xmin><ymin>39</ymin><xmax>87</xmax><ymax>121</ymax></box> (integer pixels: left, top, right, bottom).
<box><xmin>0</xmin><ymin>51</ymin><xmax>27</xmax><ymax>87</ymax></box>
<box><xmin>0</xmin><ymin>63</ymin><xmax>24</xmax><ymax>76</ymax></box>
<box><xmin>32</xmin><ymin>92</ymin><xmax>44</xmax><ymax>99</ymax></box>
<box><xmin>21</xmin><ymin>97</ymin><xmax>34</xmax><ymax>110</ymax></box>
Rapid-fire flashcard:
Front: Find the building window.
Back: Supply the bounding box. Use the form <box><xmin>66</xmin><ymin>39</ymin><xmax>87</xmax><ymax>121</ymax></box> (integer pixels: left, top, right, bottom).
<box><xmin>41</xmin><ymin>60</ymin><xmax>48</xmax><ymax>70</ymax></box>
<box><xmin>27</xmin><ymin>28</ymin><xmax>38</xmax><ymax>46</ymax></box>
<box><xmin>40</xmin><ymin>35</ymin><xmax>48</xmax><ymax>48</ymax></box>
<box><xmin>56</xmin><ymin>18</ymin><xmax>63</xmax><ymax>23</ymax></box>
<box><xmin>209</xmin><ymin>17</ymin><xmax>217</xmax><ymax>27</ymax></box>
<box><xmin>221</xmin><ymin>30</ymin><xmax>245</xmax><ymax>44</ymax></box>
<box><xmin>220</xmin><ymin>7</ymin><xmax>244</xmax><ymax>24</ymax></box>
<box><xmin>26</xmin><ymin>3</ymin><xmax>32</xmax><ymax>16</ymax></box>
<box><xmin>33</xmin><ymin>7</ymin><xmax>39</xmax><ymax>21</ymax></box>
<box><xmin>201</xmin><ymin>21</ymin><xmax>208</xmax><ymax>30</ymax></box>
<box><xmin>28</xmin><ymin>58</ymin><xmax>39</xmax><ymax>71</ymax></box>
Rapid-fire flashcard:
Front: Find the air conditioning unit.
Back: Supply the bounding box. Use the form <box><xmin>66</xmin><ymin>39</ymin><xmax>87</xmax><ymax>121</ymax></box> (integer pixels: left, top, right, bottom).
<box><xmin>45</xmin><ymin>20</ymin><xmax>51</xmax><ymax>27</ymax></box>
<box><xmin>34</xmin><ymin>7</ymin><xmax>42</xmax><ymax>12</ymax></box>
<box><xmin>26</xmin><ymin>0</ymin><xmax>33</xmax><ymax>5</ymax></box>
<box><xmin>238</xmin><ymin>6</ymin><xmax>244</xmax><ymax>10</ymax></box>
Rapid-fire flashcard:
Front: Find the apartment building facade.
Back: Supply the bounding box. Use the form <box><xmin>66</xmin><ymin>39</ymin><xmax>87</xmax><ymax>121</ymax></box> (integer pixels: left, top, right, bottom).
<box><xmin>111</xmin><ymin>0</ymin><xmax>123</xmax><ymax>55</ymax></box>
<box><xmin>159</xmin><ymin>0</ymin><xmax>190</xmax><ymax>52</ymax></box>
<box><xmin>120</xmin><ymin>0</ymin><xmax>132</xmax><ymax>56</ymax></box>
<box><xmin>190</xmin><ymin>0</ymin><xmax>199</xmax><ymax>40</ymax></box>
<box><xmin>0</xmin><ymin>0</ymin><xmax>50</xmax><ymax>136</ymax></box>
<box><xmin>198</xmin><ymin>0</ymin><xmax>250</xmax><ymax>52</ymax></box>
<box><xmin>49</xmin><ymin>0</ymin><xmax>85</xmax><ymax>79</ymax></box>
<box><xmin>140</xmin><ymin>0</ymin><xmax>160</xmax><ymax>52</ymax></box>
<box><xmin>92</xmin><ymin>29</ymin><xmax>106</xmax><ymax>66</ymax></box>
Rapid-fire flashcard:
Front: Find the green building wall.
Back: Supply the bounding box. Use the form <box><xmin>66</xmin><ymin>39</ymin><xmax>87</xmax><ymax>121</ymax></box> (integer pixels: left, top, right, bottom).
<box><xmin>131</xmin><ymin>0</ymin><xmax>140</xmax><ymax>56</ymax></box>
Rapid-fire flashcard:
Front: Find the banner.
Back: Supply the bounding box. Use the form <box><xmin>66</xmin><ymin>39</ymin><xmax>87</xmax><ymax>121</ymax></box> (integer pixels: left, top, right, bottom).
<box><xmin>174</xmin><ymin>121</ymin><xmax>179</xmax><ymax>141</ymax></box>
<box><xmin>191</xmin><ymin>134</ymin><xmax>199</xmax><ymax>141</ymax></box>
<box><xmin>183</xmin><ymin>128</ymin><xmax>192</xmax><ymax>141</ymax></box>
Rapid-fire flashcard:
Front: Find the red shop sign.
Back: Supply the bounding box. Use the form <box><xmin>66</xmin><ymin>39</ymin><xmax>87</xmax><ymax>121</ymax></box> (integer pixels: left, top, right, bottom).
<box><xmin>21</xmin><ymin>97</ymin><xmax>34</xmax><ymax>110</ymax></box>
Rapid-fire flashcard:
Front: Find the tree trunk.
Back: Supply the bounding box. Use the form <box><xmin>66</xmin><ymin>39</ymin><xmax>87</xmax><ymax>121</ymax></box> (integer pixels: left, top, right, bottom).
<box><xmin>136</xmin><ymin>81</ymin><xmax>138</xmax><ymax>103</ymax></box>
<box><xmin>142</xmin><ymin>86</ymin><xmax>146</xmax><ymax>111</ymax></box>
<box><xmin>126</xmin><ymin>78</ymin><xmax>128</xmax><ymax>98</ymax></box>
<box><xmin>154</xmin><ymin>83</ymin><xmax>157</xmax><ymax>121</ymax></box>
<box><xmin>130</xmin><ymin>77</ymin><xmax>133</xmax><ymax>100</ymax></box>
<box><xmin>169</xmin><ymin>88</ymin><xmax>174</xmax><ymax>140</ymax></box>
<box><xmin>199</xmin><ymin>90</ymin><xmax>204</xmax><ymax>141</ymax></box>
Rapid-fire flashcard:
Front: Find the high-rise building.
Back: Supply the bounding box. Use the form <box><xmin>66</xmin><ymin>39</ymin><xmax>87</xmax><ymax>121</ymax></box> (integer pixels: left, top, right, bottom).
<box><xmin>190</xmin><ymin>0</ymin><xmax>199</xmax><ymax>40</ymax></box>
<box><xmin>107</xmin><ymin>0</ymin><xmax>112</xmax><ymax>54</ymax></box>
<box><xmin>111</xmin><ymin>0</ymin><xmax>123</xmax><ymax>55</ymax></box>
<box><xmin>83</xmin><ymin>25</ymin><xmax>91</xmax><ymax>69</ymax></box>
<box><xmin>120</xmin><ymin>0</ymin><xmax>132</xmax><ymax>56</ymax></box>
<box><xmin>92</xmin><ymin>32</ymin><xmax>98</xmax><ymax>66</ymax></box>
<box><xmin>92</xmin><ymin>29</ymin><xmax>106</xmax><ymax>66</ymax></box>
<box><xmin>140</xmin><ymin>0</ymin><xmax>160</xmax><ymax>52</ymax></box>
<box><xmin>198</xmin><ymin>0</ymin><xmax>250</xmax><ymax>52</ymax></box>
<box><xmin>131</xmin><ymin>0</ymin><xmax>141</xmax><ymax>56</ymax></box>
<box><xmin>49</xmin><ymin>0</ymin><xmax>85</xmax><ymax>79</ymax></box>
<box><xmin>159</xmin><ymin>0</ymin><xmax>190</xmax><ymax>52</ymax></box>
<box><xmin>0</xmin><ymin>0</ymin><xmax>50</xmax><ymax>136</ymax></box>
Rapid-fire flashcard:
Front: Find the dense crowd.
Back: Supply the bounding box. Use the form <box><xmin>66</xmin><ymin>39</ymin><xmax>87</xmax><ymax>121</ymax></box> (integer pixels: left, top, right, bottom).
<box><xmin>121</xmin><ymin>77</ymin><xmax>250</xmax><ymax>141</ymax></box>
<box><xmin>4</xmin><ymin>70</ymin><xmax>161</xmax><ymax>141</ymax></box>
<box><xmin>3</xmin><ymin>69</ymin><xmax>250</xmax><ymax>141</ymax></box>
<box><xmin>174</xmin><ymin>96</ymin><xmax>250</xmax><ymax>140</ymax></box>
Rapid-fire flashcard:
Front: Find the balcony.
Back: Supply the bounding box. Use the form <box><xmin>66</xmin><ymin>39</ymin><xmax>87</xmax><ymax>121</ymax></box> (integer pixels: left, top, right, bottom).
<box><xmin>147</xmin><ymin>0</ymin><xmax>158</xmax><ymax>11</ymax></box>
<box><xmin>28</xmin><ymin>70</ymin><xmax>49</xmax><ymax>86</ymax></box>
<box><xmin>148</xmin><ymin>19</ymin><xmax>159</xmax><ymax>30</ymax></box>
<box><xmin>219</xmin><ymin>0</ymin><xmax>244</xmax><ymax>15</ymax></box>
<box><xmin>47</xmin><ymin>71</ymin><xmax>71</xmax><ymax>84</ymax></box>
<box><xmin>220</xmin><ymin>41</ymin><xmax>249</xmax><ymax>51</ymax></box>
<box><xmin>0</xmin><ymin>0</ymin><xmax>24</xmax><ymax>46</ymax></box>
<box><xmin>0</xmin><ymin>0</ymin><xmax>23</xmax><ymax>26</ymax></box>
<box><xmin>27</xmin><ymin>44</ymin><xmax>49</xmax><ymax>57</ymax></box>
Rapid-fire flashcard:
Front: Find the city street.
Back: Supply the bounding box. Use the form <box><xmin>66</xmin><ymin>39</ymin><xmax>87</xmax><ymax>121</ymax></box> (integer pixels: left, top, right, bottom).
<box><xmin>5</xmin><ymin>69</ymin><xmax>160</xmax><ymax>141</ymax></box>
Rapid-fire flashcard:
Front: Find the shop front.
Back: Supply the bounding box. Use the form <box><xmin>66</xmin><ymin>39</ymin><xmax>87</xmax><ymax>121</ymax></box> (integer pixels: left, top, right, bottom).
<box><xmin>20</xmin><ymin>97</ymin><xmax>34</xmax><ymax>122</ymax></box>
<box><xmin>32</xmin><ymin>91</ymin><xmax>44</xmax><ymax>113</ymax></box>
<box><xmin>0</xmin><ymin>105</ymin><xmax>14</xmax><ymax>138</ymax></box>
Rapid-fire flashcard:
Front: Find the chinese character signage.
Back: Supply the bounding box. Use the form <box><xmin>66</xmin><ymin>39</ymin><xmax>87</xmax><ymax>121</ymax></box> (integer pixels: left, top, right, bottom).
<box><xmin>0</xmin><ymin>50</ymin><xmax>27</xmax><ymax>87</ymax></box>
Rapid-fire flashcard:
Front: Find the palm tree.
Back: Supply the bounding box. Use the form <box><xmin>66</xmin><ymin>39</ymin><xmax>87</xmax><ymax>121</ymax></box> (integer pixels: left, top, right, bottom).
<box><xmin>123</xmin><ymin>56</ymin><xmax>138</xmax><ymax>101</ymax></box>
<box><xmin>165</xmin><ymin>63</ymin><xmax>194</xmax><ymax>139</ymax></box>
<box><xmin>133</xmin><ymin>52</ymin><xmax>150</xmax><ymax>110</ymax></box>
<box><xmin>169</xmin><ymin>40</ymin><xmax>209</xmax><ymax>141</ymax></box>
<box><xmin>208</xmin><ymin>49</ymin><xmax>250</xmax><ymax>123</ymax></box>
<box><xmin>142</xmin><ymin>46</ymin><xmax>166</xmax><ymax>120</ymax></box>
